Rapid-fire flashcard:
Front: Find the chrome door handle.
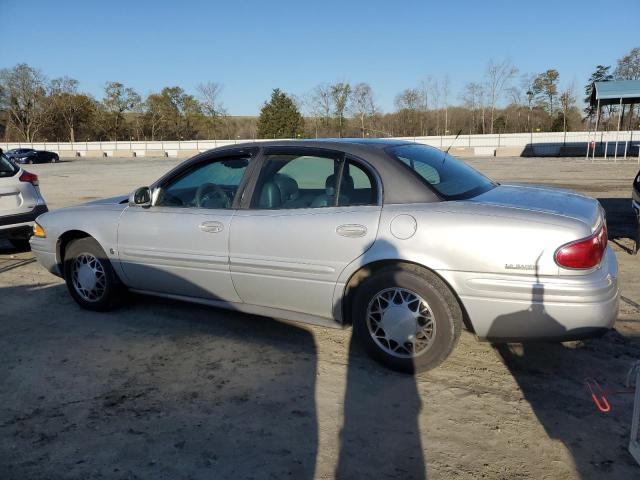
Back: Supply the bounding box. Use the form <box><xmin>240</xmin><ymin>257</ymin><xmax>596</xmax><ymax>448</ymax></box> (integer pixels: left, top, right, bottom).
<box><xmin>336</xmin><ymin>224</ymin><xmax>367</xmax><ymax>238</ymax></box>
<box><xmin>199</xmin><ymin>221</ymin><xmax>224</xmax><ymax>233</ymax></box>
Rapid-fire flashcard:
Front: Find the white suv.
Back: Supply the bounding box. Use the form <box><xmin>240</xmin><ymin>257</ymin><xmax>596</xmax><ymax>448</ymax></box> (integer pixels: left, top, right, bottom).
<box><xmin>0</xmin><ymin>153</ymin><xmax>48</xmax><ymax>249</ymax></box>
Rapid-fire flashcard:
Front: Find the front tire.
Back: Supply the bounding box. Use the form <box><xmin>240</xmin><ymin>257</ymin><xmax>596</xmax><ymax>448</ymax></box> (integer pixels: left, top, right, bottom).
<box><xmin>352</xmin><ymin>264</ymin><xmax>462</xmax><ymax>373</ymax></box>
<box><xmin>63</xmin><ymin>237</ymin><xmax>124</xmax><ymax>311</ymax></box>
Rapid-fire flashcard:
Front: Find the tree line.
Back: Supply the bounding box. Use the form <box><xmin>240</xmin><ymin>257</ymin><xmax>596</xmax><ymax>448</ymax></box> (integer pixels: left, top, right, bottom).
<box><xmin>1</xmin><ymin>47</ymin><xmax>638</xmax><ymax>143</ymax></box>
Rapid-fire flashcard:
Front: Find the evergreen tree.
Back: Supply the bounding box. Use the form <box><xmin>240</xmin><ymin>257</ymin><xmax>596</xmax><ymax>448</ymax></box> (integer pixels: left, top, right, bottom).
<box><xmin>257</xmin><ymin>88</ymin><xmax>303</xmax><ymax>139</ymax></box>
<box><xmin>584</xmin><ymin>65</ymin><xmax>613</xmax><ymax>116</ymax></box>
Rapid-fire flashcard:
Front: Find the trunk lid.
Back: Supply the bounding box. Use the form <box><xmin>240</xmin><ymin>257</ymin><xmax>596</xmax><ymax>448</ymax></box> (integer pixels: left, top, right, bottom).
<box><xmin>471</xmin><ymin>184</ymin><xmax>602</xmax><ymax>232</ymax></box>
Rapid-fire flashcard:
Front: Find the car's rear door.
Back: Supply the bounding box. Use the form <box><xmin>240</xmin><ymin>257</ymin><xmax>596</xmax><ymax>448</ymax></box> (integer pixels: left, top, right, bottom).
<box><xmin>229</xmin><ymin>147</ymin><xmax>382</xmax><ymax>319</ymax></box>
<box><xmin>117</xmin><ymin>151</ymin><xmax>255</xmax><ymax>302</ymax></box>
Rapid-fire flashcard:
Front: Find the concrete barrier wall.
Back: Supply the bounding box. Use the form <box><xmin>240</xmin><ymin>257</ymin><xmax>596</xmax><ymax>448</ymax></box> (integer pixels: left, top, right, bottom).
<box><xmin>2</xmin><ymin>131</ymin><xmax>639</xmax><ymax>158</ymax></box>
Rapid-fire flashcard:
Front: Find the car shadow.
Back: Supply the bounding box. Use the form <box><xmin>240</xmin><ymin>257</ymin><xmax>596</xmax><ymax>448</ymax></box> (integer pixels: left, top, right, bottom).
<box><xmin>489</xmin><ymin>264</ymin><xmax>639</xmax><ymax>478</ymax></box>
<box><xmin>0</xmin><ymin>237</ymin><xmax>430</xmax><ymax>478</ymax></box>
<box><xmin>598</xmin><ymin>197</ymin><xmax>637</xmax><ymax>255</ymax></box>
<box><xmin>0</xmin><ymin>275</ymin><xmax>319</xmax><ymax>479</ymax></box>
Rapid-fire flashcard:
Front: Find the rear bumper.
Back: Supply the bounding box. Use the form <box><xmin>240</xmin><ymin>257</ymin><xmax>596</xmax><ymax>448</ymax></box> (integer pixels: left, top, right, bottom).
<box><xmin>438</xmin><ymin>246</ymin><xmax>619</xmax><ymax>341</ymax></box>
<box><xmin>0</xmin><ymin>205</ymin><xmax>48</xmax><ymax>235</ymax></box>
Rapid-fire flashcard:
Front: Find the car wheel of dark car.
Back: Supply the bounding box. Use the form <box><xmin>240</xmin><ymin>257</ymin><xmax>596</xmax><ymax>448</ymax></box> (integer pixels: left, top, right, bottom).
<box><xmin>352</xmin><ymin>264</ymin><xmax>462</xmax><ymax>373</ymax></box>
<box><xmin>64</xmin><ymin>237</ymin><xmax>125</xmax><ymax>311</ymax></box>
<box><xmin>51</xmin><ymin>155</ymin><xmax>58</xmax><ymax>163</ymax></box>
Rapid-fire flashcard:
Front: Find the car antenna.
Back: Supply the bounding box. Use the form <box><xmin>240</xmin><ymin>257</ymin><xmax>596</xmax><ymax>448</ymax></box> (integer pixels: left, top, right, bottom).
<box><xmin>444</xmin><ymin>128</ymin><xmax>464</xmax><ymax>154</ymax></box>
<box><xmin>442</xmin><ymin>128</ymin><xmax>464</xmax><ymax>164</ymax></box>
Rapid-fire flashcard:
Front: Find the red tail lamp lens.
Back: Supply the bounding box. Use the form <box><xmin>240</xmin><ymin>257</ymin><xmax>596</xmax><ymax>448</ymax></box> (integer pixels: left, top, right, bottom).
<box><xmin>555</xmin><ymin>225</ymin><xmax>607</xmax><ymax>269</ymax></box>
<box><xmin>19</xmin><ymin>171</ymin><xmax>39</xmax><ymax>186</ymax></box>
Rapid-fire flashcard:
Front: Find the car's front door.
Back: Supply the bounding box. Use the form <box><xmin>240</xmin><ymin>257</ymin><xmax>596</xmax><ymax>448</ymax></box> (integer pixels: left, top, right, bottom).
<box><xmin>117</xmin><ymin>153</ymin><xmax>253</xmax><ymax>302</ymax></box>
<box><xmin>229</xmin><ymin>148</ymin><xmax>382</xmax><ymax>319</ymax></box>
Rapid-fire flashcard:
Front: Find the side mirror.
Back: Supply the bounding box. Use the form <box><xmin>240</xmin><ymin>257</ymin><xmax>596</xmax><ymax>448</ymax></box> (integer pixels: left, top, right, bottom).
<box><xmin>129</xmin><ymin>186</ymin><xmax>152</xmax><ymax>208</ymax></box>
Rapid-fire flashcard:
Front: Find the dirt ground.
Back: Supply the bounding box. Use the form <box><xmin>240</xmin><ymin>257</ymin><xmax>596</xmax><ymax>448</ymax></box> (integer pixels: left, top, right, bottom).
<box><xmin>1</xmin><ymin>156</ymin><xmax>640</xmax><ymax>480</ymax></box>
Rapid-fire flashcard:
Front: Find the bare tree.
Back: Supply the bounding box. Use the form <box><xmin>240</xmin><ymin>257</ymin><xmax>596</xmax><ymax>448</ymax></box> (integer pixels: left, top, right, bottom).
<box><xmin>614</xmin><ymin>47</ymin><xmax>640</xmax><ymax>127</ymax></box>
<box><xmin>462</xmin><ymin>82</ymin><xmax>483</xmax><ymax>133</ymax></box>
<box><xmin>429</xmin><ymin>77</ymin><xmax>441</xmax><ymax>134</ymax></box>
<box><xmin>614</xmin><ymin>47</ymin><xmax>640</xmax><ymax>80</ymax></box>
<box><xmin>485</xmin><ymin>58</ymin><xmax>518</xmax><ymax>133</ymax></box>
<box><xmin>0</xmin><ymin>63</ymin><xmax>50</xmax><ymax>141</ymax></box>
<box><xmin>395</xmin><ymin>88</ymin><xmax>422</xmax><ymax>136</ymax></box>
<box><xmin>442</xmin><ymin>75</ymin><xmax>450</xmax><ymax>134</ymax></box>
<box><xmin>330</xmin><ymin>82</ymin><xmax>351</xmax><ymax>138</ymax></box>
<box><xmin>559</xmin><ymin>83</ymin><xmax>576</xmax><ymax>143</ymax></box>
<box><xmin>49</xmin><ymin>77</ymin><xmax>95</xmax><ymax>142</ymax></box>
<box><xmin>197</xmin><ymin>82</ymin><xmax>225</xmax><ymax>140</ymax></box>
<box><xmin>418</xmin><ymin>79</ymin><xmax>430</xmax><ymax>135</ymax></box>
<box><xmin>310</xmin><ymin>83</ymin><xmax>333</xmax><ymax>131</ymax></box>
<box><xmin>349</xmin><ymin>83</ymin><xmax>376</xmax><ymax>137</ymax></box>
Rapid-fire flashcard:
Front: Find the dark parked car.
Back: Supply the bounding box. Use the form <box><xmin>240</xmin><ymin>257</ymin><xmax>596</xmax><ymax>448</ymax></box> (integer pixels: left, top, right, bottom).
<box><xmin>5</xmin><ymin>148</ymin><xmax>59</xmax><ymax>164</ymax></box>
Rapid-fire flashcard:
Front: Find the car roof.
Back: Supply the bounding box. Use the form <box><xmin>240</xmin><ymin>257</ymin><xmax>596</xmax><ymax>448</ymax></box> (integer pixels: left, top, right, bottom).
<box><xmin>212</xmin><ymin>138</ymin><xmax>411</xmax><ymax>152</ymax></box>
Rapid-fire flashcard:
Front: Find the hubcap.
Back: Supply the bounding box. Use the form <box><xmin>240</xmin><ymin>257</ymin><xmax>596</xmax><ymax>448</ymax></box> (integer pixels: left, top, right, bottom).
<box><xmin>366</xmin><ymin>287</ymin><xmax>436</xmax><ymax>358</ymax></box>
<box><xmin>71</xmin><ymin>253</ymin><xmax>106</xmax><ymax>301</ymax></box>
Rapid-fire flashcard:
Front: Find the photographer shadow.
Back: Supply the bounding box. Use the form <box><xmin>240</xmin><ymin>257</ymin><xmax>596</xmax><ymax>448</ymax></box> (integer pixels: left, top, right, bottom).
<box><xmin>490</xmin><ymin>262</ymin><xmax>637</xmax><ymax>478</ymax></box>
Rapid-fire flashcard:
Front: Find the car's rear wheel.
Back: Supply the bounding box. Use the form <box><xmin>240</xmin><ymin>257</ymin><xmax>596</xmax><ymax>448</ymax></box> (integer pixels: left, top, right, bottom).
<box><xmin>51</xmin><ymin>155</ymin><xmax>58</xmax><ymax>163</ymax></box>
<box><xmin>63</xmin><ymin>237</ymin><xmax>124</xmax><ymax>311</ymax></box>
<box><xmin>352</xmin><ymin>264</ymin><xmax>462</xmax><ymax>373</ymax></box>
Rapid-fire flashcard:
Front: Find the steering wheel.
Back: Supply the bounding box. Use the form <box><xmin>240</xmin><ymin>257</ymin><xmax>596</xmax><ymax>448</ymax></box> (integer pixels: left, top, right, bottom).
<box><xmin>195</xmin><ymin>182</ymin><xmax>230</xmax><ymax>208</ymax></box>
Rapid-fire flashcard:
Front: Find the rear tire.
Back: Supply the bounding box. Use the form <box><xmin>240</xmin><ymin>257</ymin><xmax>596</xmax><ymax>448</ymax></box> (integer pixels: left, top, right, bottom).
<box><xmin>51</xmin><ymin>155</ymin><xmax>58</xmax><ymax>163</ymax></box>
<box><xmin>352</xmin><ymin>264</ymin><xmax>462</xmax><ymax>374</ymax></box>
<box><xmin>63</xmin><ymin>237</ymin><xmax>125</xmax><ymax>311</ymax></box>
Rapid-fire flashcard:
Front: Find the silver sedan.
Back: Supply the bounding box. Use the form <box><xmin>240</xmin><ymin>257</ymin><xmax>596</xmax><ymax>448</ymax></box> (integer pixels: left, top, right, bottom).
<box><xmin>30</xmin><ymin>140</ymin><xmax>619</xmax><ymax>372</ymax></box>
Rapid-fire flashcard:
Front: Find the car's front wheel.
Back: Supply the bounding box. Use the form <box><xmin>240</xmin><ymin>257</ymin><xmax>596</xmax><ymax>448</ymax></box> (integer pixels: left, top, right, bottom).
<box><xmin>63</xmin><ymin>237</ymin><xmax>125</xmax><ymax>311</ymax></box>
<box><xmin>352</xmin><ymin>264</ymin><xmax>462</xmax><ymax>373</ymax></box>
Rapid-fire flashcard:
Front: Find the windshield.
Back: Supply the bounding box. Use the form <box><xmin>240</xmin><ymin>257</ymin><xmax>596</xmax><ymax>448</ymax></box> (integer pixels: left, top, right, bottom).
<box><xmin>0</xmin><ymin>154</ymin><xmax>19</xmax><ymax>178</ymax></box>
<box><xmin>387</xmin><ymin>144</ymin><xmax>495</xmax><ymax>200</ymax></box>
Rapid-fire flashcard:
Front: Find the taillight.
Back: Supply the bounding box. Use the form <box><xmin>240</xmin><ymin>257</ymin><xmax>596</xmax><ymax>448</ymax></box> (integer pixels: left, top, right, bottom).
<box><xmin>19</xmin><ymin>171</ymin><xmax>39</xmax><ymax>186</ymax></box>
<box><xmin>554</xmin><ymin>224</ymin><xmax>607</xmax><ymax>269</ymax></box>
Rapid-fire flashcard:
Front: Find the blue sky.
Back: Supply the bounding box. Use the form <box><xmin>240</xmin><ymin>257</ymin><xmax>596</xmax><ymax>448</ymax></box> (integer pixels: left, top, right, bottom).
<box><xmin>1</xmin><ymin>0</ymin><xmax>638</xmax><ymax>115</ymax></box>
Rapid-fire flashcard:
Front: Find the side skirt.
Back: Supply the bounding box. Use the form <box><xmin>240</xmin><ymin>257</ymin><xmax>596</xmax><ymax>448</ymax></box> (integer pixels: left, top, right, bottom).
<box><xmin>128</xmin><ymin>289</ymin><xmax>346</xmax><ymax>330</ymax></box>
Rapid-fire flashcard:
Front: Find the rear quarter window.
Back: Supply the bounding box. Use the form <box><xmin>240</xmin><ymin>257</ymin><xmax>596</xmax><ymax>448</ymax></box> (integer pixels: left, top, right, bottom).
<box><xmin>388</xmin><ymin>144</ymin><xmax>495</xmax><ymax>200</ymax></box>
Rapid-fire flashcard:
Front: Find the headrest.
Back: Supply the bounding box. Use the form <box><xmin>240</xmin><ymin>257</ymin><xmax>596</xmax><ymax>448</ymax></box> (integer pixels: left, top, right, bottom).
<box><xmin>259</xmin><ymin>181</ymin><xmax>281</xmax><ymax>209</ymax></box>
<box><xmin>326</xmin><ymin>173</ymin><xmax>354</xmax><ymax>196</ymax></box>
<box><xmin>273</xmin><ymin>174</ymin><xmax>299</xmax><ymax>202</ymax></box>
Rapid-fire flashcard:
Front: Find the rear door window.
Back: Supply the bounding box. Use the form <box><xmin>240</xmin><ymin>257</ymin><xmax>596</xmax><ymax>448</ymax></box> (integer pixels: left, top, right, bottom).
<box><xmin>250</xmin><ymin>151</ymin><xmax>378</xmax><ymax>209</ymax></box>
